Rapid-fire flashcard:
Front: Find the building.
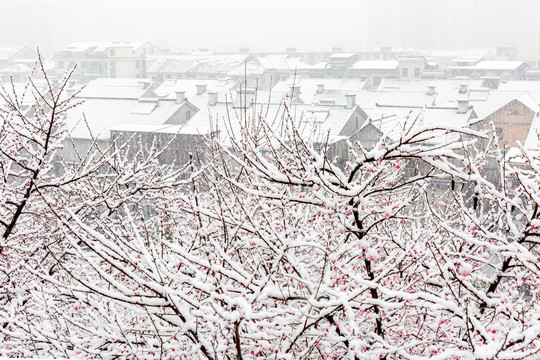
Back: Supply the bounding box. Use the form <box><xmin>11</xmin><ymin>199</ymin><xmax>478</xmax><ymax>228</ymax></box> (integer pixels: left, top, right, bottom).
<box><xmin>448</xmin><ymin>61</ymin><xmax>528</xmax><ymax>80</ymax></box>
<box><xmin>54</xmin><ymin>42</ymin><xmax>161</xmax><ymax>79</ymax></box>
<box><xmin>60</xmin><ymin>77</ymin><xmax>197</xmax><ymax>164</ymax></box>
<box><xmin>482</xmin><ymin>96</ymin><xmax>538</xmax><ymax>146</ymax></box>
<box><xmin>0</xmin><ymin>46</ymin><xmax>37</xmax><ymax>70</ymax></box>
<box><xmin>0</xmin><ymin>46</ymin><xmax>39</xmax><ymax>81</ymax></box>
<box><xmin>366</xmin><ymin>0</ymin><xmax>540</xmax><ymax>59</ymax></box>
<box><xmin>397</xmin><ymin>55</ymin><xmax>432</xmax><ymax>80</ymax></box>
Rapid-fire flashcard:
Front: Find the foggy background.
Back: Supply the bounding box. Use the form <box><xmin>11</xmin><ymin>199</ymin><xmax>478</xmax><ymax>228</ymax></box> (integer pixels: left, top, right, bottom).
<box><xmin>1</xmin><ymin>0</ymin><xmax>539</xmax><ymax>58</ymax></box>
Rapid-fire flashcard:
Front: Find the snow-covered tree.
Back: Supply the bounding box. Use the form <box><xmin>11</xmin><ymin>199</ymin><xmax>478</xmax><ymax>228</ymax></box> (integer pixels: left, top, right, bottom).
<box><xmin>1</xmin><ymin>67</ymin><xmax>540</xmax><ymax>359</ymax></box>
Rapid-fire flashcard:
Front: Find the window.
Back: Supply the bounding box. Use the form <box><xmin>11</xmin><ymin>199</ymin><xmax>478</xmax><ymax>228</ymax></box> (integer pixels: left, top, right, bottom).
<box><xmin>414</xmin><ymin>68</ymin><xmax>421</xmax><ymax>77</ymax></box>
<box><xmin>402</xmin><ymin>68</ymin><xmax>408</xmax><ymax>77</ymax></box>
<box><xmin>135</xmin><ymin>60</ymin><xmax>140</xmax><ymax>69</ymax></box>
<box><xmin>109</xmin><ymin>49</ymin><xmax>115</xmax><ymax>56</ymax></box>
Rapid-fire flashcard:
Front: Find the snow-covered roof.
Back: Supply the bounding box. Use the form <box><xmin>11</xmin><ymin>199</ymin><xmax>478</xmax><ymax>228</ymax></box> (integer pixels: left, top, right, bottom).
<box><xmin>153</xmin><ymin>78</ymin><xmax>239</xmax><ymax>112</ymax></box>
<box><xmin>147</xmin><ymin>54</ymin><xmax>250</xmax><ymax>75</ymax></box>
<box><xmin>0</xmin><ymin>63</ymin><xmax>33</xmax><ymax>74</ymax></box>
<box><xmin>110</xmin><ymin>123</ymin><xmax>173</xmax><ymax>133</ymax></box>
<box><xmin>227</xmin><ymin>60</ymin><xmax>267</xmax><ymax>76</ymax></box>
<box><xmin>60</xmin><ymin>42</ymin><xmax>148</xmax><ymax>53</ymax></box>
<box><xmin>94</xmin><ymin>42</ymin><xmax>147</xmax><ymax>51</ymax></box>
<box><xmin>451</xmin><ymin>56</ymin><xmax>484</xmax><ymax>64</ymax></box>
<box><xmin>364</xmin><ymin>106</ymin><xmax>476</xmax><ymax>144</ymax></box>
<box><xmin>430</xmin><ymin>49</ymin><xmax>493</xmax><ymax>58</ymax></box>
<box><xmin>76</xmin><ymin>78</ymin><xmax>155</xmax><ymax>100</ymax></box>
<box><xmin>256</xmin><ymin>55</ymin><xmax>313</xmax><ymax>71</ymax></box>
<box><xmin>524</xmin><ymin>113</ymin><xmax>540</xmax><ymax>150</ymax></box>
<box><xmin>350</xmin><ymin>60</ymin><xmax>399</xmax><ymax>70</ymax></box>
<box><xmin>178</xmin><ymin>99</ymin><xmax>358</xmax><ymax>146</ymax></box>
<box><xmin>272</xmin><ymin>78</ymin><xmax>368</xmax><ymax>103</ymax></box>
<box><xmin>470</xmin><ymin>92</ymin><xmax>539</xmax><ymax>120</ymax></box>
<box><xmin>0</xmin><ymin>46</ymin><xmax>35</xmax><ymax>61</ymax></box>
<box><xmin>329</xmin><ymin>53</ymin><xmax>356</xmax><ymax>59</ymax></box>
<box><xmin>65</xmin><ymin>98</ymin><xmax>186</xmax><ymax>140</ymax></box>
<box><xmin>377</xmin><ymin>79</ymin><xmax>484</xmax><ymax>100</ymax></box>
<box><xmin>0</xmin><ymin>80</ymin><xmax>50</xmax><ymax>108</ymax></box>
<box><xmin>450</xmin><ymin>61</ymin><xmax>526</xmax><ymax>71</ymax></box>
<box><xmin>311</xmin><ymin>90</ymin><xmax>435</xmax><ymax>109</ymax></box>
<box><xmin>498</xmin><ymin>81</ymin><xmax>540</xmax><ymax>92</ymax></box>
<box><xmin>374</xmin><ymin>79</ymin><xmax>540</xmax><ymax>122</ymax></box>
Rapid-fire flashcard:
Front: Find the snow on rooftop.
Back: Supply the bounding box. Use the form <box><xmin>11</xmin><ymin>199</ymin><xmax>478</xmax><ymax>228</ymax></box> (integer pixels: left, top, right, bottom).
<box><xmin>450</xmin><ymin>61</ymin><xmax>525</xmax><ymax>71</ymax></box>
<box><xmin>350</xmin><ymin>60</ymin><xmax>399</xmax><ymax>70</ymax></box>
<box><xmin>61</xmin><ymin>41</ymin><xmax>148</xmax><ymax>52</ymax></box>
<box><xmin>472</xmin><ymin>61</ymin><xmax>525</xmax><ymax>70</ymax></box>
<box><xmin>525</xmin><ymin>112</ymin><xmax>540</xmax><ymax>150</ymax></box>
<box><xmin>329</xmin><ymin>53</ymin><xmax>356</xmax><ymax>59</ymax></box>
<box><xmin>147</xmin><ymin>54</ymin><xmax>250</xmax><ymax>75</ymax></box>
<box><xmin>498</xmin><ymin>81</ymin><xmax>540</xmax><ymax>92</ymax></box>
<box><xmin>109</xmin><ymin>123</ymin><xmax>173</xmax><ymax>133</ymax></box>
<box><xmin>256</xmin><ymin>55</ymin><xmax>313</xmax><ymax>70</ymax></box>
<box><xmin>76</xmin><ymin>78</ymin><xmax>155</xmax><ymax>100</ymax></box>
<box><xmin>364</xmin><ymin>106</ymin><xmax>475</xmax><ymax>145</ymax></box>
<box><xmin>0</xmin><ymin>46</ymin><xmax>35</xmax><ymax>60</ymax></box>
<box><xmin>65</xmin><ymin>98</ymin><xmax>185</xmax><ymax>140</ymax></box>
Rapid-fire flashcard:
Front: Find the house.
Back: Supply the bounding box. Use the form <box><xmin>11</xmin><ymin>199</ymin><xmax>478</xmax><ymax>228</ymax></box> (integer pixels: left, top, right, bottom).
<box><xmin>0</xmin><ymin>46</ymin><xmax>37</xmax><ymax>70</ymax></box>
<box><xmin>482</xmin><ymin>96</ymin><xmax>539</xmax><ymax>147</ymax></box>
<box><xmin>375</xmin><ymin>78</ymin><xmax>540</xmax><ymax>148</ymax></box>
<box><xmin>54</xmin><ymin>42</ymin><xmax>161</xmax><ymax>79</ymax></box>
<box><xmin>253</xmin><ymin>54</ymin><xmax>316</xmax><ymax>84</ymax></box>
<box><xmin>448</xmin><ymin>61</ymin><xmax>528</xmax><ymax>80</ymax></box>
<box><xmin>271</xmin><ymin>77</ymin><xmax>369</xmax><ymax>104</ymax></box>
<box><xmin>60</xmin><ymin>78</ymin><xmax>198</xmax><ymax>164</ymax></box>
<box><xmin>397</xmin><ymin>55</ymin><xmax>431</xmax><ymax>80</ymax></box>
<box><xmin>122</xmin><ymin>86</ymin><xmax>371</xmax><ymax>164</ymax></box>
<box><xmin>0</xmin><ymin>63</ymin><xmax>35</xmax><ymax>82</ymax></box>
<box><xmin>338</xmin><ymin>60</ymin><xmax>399</xmax><ymax>86</ymax></box>
<box><xmin>0</xmin><ymin>46</ymin><xmax>39</xmax><ymax>82</ymax></box>
<box><xmin>146</xmin><ymin>53</ymin><xmax>252</xmax><ymax>81</ymax></box>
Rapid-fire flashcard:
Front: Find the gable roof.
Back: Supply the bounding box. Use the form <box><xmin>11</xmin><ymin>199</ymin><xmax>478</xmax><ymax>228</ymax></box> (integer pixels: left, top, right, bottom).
<box><xmin>76</xmin><ymin>78</ymin><xmax>156</xmax><ymax>100</ymax></box>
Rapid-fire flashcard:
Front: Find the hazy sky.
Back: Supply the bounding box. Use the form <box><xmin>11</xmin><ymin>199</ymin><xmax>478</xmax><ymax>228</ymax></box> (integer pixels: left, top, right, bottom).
<box><xmin>1</xmin><ymin>0</ymin><xmax>539</xmax><ymax>58</ymax></box>
<box><xmin>0</xmin><ymin>0</ymin><xmax>367</xmax><ymax>54</ymax></box>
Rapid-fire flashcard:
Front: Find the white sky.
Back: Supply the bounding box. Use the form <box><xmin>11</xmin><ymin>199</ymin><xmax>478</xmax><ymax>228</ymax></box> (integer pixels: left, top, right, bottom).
<box><xmin>0</xmin><ymin>0</ymin><xmax>367</xmax><ymax>53</ymax></box>
<box><xmin>1</xmin><ymin>0</ymin><xmax>539</xmax><ymax>58</ymax></box>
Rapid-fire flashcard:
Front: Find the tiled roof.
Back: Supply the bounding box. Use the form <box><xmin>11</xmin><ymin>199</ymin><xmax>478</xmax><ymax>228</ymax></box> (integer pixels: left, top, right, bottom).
<box><xmin>76</xmin><ymin>78</ymin><xmax>155</xmax><ymax>100</ymax></box>
<box><xmin>350</xmin><ymin>60</ymin><xmax>398</xmax><ymax>70</ymax></box>
<box><xmin>65</xmin><ymin>98</ymin><xmax>185</xmax><ymax>140</ymax></box>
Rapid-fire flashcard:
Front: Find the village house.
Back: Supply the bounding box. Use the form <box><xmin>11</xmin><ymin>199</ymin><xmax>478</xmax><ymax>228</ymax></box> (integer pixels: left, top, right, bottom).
<box><xmin>59</xmin><ymin>77</ymin><xmax>198</xmax><ymax>164</ymax></box>
<box><xmin>448</xmin><ymin>60</ymin><xmax>528</xmax><ymax>80</ymax></box>
<box><xmin>54</xmin><ymin>42</ymin><xmax>161</xmax><ymax>80</ymax></box>
<box><xmin>0</xmin><ymin>46</ymin><xmax>39</xmax><ymax>82</ymax></box>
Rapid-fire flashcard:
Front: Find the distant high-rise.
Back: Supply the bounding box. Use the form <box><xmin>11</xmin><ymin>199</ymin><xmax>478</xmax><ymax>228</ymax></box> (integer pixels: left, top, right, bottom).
<box><xmin>366</xmin><ymin>0</ymin><xmax>540</xmax><ymax>59</ymax></box>
<box><xmin>0</xmin><ymin>1</ymin><xmax>53</xmax><ymax>53</ymax></box>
